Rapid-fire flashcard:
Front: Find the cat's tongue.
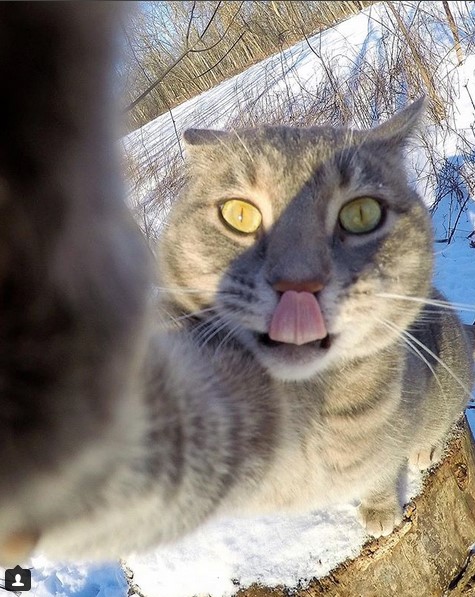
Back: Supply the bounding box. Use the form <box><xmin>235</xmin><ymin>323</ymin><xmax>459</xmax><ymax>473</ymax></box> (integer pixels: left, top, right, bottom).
<box><xmin>269</xmin><ymin>291</ymin><xmax>327</xmax><ymax>346</ymax></box>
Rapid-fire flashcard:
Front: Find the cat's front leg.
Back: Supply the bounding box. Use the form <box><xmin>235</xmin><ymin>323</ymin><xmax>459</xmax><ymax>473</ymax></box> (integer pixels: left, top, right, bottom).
<box><xmin>0</xmin><ymin>3</ymin><xmax>152</xmax><ymax>561</ymax></box>
<box><xmin>357</xmin><ymin>470</ymin><xmax>404</xmax><ymax>537</ymax></box>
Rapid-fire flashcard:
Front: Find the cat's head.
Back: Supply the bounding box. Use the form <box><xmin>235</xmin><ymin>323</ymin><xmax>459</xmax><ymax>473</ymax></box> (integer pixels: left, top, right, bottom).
<box><xmin>158</xmin><ymin>98</ymin><xmax>433</xmax><ymax>381</ymax></box>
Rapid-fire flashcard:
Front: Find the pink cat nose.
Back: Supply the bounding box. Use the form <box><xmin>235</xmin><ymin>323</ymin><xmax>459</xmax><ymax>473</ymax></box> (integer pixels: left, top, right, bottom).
<box><xmin>272</xmin><ymin>279</ymin><xmax>325</xmax><ymax>294</ymax></box>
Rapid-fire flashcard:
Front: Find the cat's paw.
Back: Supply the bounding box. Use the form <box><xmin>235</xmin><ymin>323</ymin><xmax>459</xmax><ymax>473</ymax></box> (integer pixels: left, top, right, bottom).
<box><xmin>357</xmin><ymin>503</ymin><xmax>403</xmax><ymax>538</ymax></box>
<box><xmin>409</xmin><ymin>444</ymin><xmax>443</xmax><ymax>470</ymax></box>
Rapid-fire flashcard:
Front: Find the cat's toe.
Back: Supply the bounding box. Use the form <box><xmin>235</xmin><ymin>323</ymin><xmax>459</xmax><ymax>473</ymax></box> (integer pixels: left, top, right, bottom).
<box><xmin>409</xmin><ymin>444</ymin><xmax>443</xmax><ymax>470</ymax></box>
<box><xmin>357</xmin><ymin>504</ymin><xmax>402</xmax><ymax>538</ymax></box>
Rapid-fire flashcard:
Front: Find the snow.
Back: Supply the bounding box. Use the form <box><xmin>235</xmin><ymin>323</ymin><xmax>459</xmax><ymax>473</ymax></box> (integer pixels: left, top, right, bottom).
<box><xmin>28</xmin><ymin>559</ymin><xmax>127</xmax><ymax>597</ymax></box>
<box><xmin>0</xmin><ymin>559</ymin><xmax>126</xmax><ymax>597</ymax></box>
<box><xmin>22</xmin><ymin>1</ymin><xmax>475</xmax><ymax>595</ymax></box>
<box><xmin>125</xmin><ymin>507</ymin><xmax>365</xmax><ymax>597</ymax></box>
<box><xmin>124</xmin><ymin>471</ymin><xmax>423</xmax><ymax>597</ymax></box>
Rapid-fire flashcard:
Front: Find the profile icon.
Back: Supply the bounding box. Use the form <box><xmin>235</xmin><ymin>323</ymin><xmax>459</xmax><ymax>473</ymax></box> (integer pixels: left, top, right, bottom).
<box><xmin>4</xmin><ymin>565</ymin><xmax>31</xmax><ymax>591</ymax></box>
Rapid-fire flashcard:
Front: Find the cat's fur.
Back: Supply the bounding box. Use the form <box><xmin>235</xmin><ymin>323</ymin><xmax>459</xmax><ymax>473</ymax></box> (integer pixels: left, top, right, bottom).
<box><xmin>154</xmin><ymin>108</ymin><xmax>474</xmax><ymax>539</ymax></box>
<box><xmin>0</xmin><ymin>4</ymin><xmax>472</xmax><ymax>562</ymax></box>
<box><xmin>0</xmin><ymin>4</ymin><xmax>151</xmax><ymax>561</ymax></box>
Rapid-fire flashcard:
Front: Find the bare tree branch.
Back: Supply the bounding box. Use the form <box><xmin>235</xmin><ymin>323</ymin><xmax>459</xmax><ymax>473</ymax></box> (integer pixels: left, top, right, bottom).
<box><xmin>124</xmin><ymin>1</ymin><xmax>223</xmax><ymax>114</ymax></box>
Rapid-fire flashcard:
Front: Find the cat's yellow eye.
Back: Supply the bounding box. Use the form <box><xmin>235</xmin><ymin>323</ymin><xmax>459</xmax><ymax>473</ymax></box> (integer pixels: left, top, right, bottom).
<box><xmin>338</xmin><ymin>197</ymin><xmax>383</xmax><ymax>234</ymax></box>
<box><xmin>220</xmin><ymin>199</ymin><xmax>262</xmax><ymax>234</ymax></box>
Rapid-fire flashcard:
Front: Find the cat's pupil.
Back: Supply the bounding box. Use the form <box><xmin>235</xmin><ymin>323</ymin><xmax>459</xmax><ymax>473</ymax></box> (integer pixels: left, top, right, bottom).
<box><xmin>238</xmin><ymin>208</ymin><xmax>244</xmax><ymax>222</ymax></box>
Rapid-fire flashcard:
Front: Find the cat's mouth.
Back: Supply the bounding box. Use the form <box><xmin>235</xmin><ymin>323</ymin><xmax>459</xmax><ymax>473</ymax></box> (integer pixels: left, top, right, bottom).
<box><xmin>251</xmin><ymin>330</ymin><xmax>334</xmax><ymax>379</ymax></box>
<box><xmin>249</xmin><ymin>290</ymin><xmax>333</xmax><ymax>378</ymax></box>
<box><xmin>256</xmin><ymin>332</ymin><xmax>332</xmax><ymax>350</ymax></box>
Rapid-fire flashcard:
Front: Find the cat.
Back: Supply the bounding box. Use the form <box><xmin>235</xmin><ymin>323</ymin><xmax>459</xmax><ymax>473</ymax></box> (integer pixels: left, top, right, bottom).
<box><xmin>40</xmin><ymin>98</ymin><xmax>474</xmax><ymax>560</ymax></box>
<box><xmin>0</xmin><ymin>3</ymin><xmax>473</xmax><ymax>564</ymax></box>
<box><xmin>152</xmin><ymin>102</ymin><xmax>474</xmax><ymax>540</ymax></box>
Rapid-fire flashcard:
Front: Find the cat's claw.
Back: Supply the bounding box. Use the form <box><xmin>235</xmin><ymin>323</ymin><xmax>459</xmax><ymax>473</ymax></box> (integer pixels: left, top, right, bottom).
<box><xmin>358</xmin><ymin>504</ymin><xmax>403</xmax><ymax>538</ymax></box>
<box><xmin>409</xmin><ymin>444</ymin><xmax>443</xmax><ymax>470</ymax></box>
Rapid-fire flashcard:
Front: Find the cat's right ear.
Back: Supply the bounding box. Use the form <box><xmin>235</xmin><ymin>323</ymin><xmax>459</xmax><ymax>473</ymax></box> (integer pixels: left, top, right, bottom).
<box><xmin>369</xmin><ymin>96</ymin><xmax>427</xmax><ymax>146</ymax></box>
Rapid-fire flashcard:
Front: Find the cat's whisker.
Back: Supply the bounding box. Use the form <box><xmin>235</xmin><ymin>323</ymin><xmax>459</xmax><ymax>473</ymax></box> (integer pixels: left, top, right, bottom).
<box><xmin>376</xmin><ymin>318</ymin><xmax>448</xmax><ymax>403</ymax></box>
<box><xmin>371</xmin><ymin>305</ymin><xmax>442</xmax><ymax>321</ymax></box>
<box><xmin>401</xmin><ymin>313</ymin><xmax>452</xmax><ymax>325</ymax></box>
<box><xmin>156</xmin><ymin>309</ymin><xmax>177</xmax><ymax>331</ymax></box>
<box><xmin>375</xmin><ymin>292</ymin><xmax>475</xmax><ymax>314</ymax></box>
<box><xmin>166</xmin><ymin>307</ymin><xmax>218</xmax><ymax>325</ymax></box>
<box><xmin>409</xmin><ymin>334</ymin><xmax>472</xmax><ymax>399</ymax></box>
<box><xmin>155</xmin><ymin>304</ymin><xmax>218</xmax><ymax>330</ymax></box>
<box><xmin>342</xmin><ymin>126</ymin><xmax>374</xmax><ymax>172</ymax></box>
<box><xmin>199</xmin><ymin>317</ymin><xmax>234</xmax><ymax>348</ymax></box>
<box><xmin>192</xmin><ymin>313</ymin><xmax>225</xmax><ymax>345</ymax></box>
<box><xmin>385</xmin><ymin>318</ymin><xmax>473</xmax><ymax>399</ymax></box>
<box><xmin>215</xmin><ymin>321</ymin><xmax>242</xmax><ymax>352</ymax></box>
<box><xmin>343</xmin><ymin>128</ymin><xmax>363</xmax><ymax>171</ymax></box>
<box><xmin>156</xmin><ymin>288</ymin><xmax>211</xmax><ymax>295</ymax></box>
<box><xmin>191</xmin><ymin>310</ymin><xmax>230</xmax><ymax>347</ymax></box>
<box><xmin>212</xmin><ymin>133</ymin><xmax>244</xmax><ymax>161</ymax></box>
<box><xmin>155</xmin><ymin>285</ymin><xmax>232</xmax><ymax>295</ymax></box>
<box><xmin>231</xmin><ymin>130</ymin><xmax>254</xmax><ymax>163</ymax></box>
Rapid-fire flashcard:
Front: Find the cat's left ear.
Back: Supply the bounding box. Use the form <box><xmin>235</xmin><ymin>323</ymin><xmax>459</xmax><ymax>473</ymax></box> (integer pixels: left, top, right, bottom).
<box><xmin>369</xmin><ymin>96</ymin><xmax>427</xmax><ymax>145</ymax></box>
<box><xmin>182</xmin><ymin>129</ymin><xmax>230</xmax><ymax>165</ymax></box>
<box><xmin>183</xmin><ymin>128</ymin><xmax>229</xmax><ymax>148</ymax></box>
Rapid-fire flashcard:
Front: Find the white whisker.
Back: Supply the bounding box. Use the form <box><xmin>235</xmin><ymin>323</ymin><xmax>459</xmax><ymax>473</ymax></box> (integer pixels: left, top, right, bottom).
<box><xmin>200</xmin><ymin>318</ymin><xmax>233</xmax><ymax>348</ymax></box>
<box><xmin>376</xmin><ymin>292</ymin><xmax>475</xmax><ymax>314</ymax></box>
<box><xmin>155</xmin><ymin>286</ymin><xmax>225</xmax><ymax>295</ymax></box>
<box><xmin>394</xmin><ymin>323</ymin><xmax>473</xmax><ymax>399</ymax></box>
<box><xmin>168</xmin><ymin>307</ymin><xmax>218</xmax><ymax>325</ymax></box>
<box><xmin>232</xmin><ymin>130</ymin><xmax>254</xmax><ymax>162</ymax></box>
<box><xmin>215</xmin><ymin>321</ymin><xmax>242</xmax><ymax>352</ymax></box>
<box><xmin>376</xmin><ymin>317</ymin><xmax>448</xmax><ymax>404</ymax></box>
<box><xmin>191</xmin><ymin>310</ymin><xmax>230</xmax><ymax>347</ymax></box>
<box><xmin>192</xmin><ymin>313</ymin><xmax>225</xmax><ymax>345</ymax></box>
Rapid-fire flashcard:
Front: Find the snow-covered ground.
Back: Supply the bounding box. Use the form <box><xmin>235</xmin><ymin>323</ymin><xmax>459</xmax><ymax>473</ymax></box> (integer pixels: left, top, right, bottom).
<box><xmin>17</xmin><ymin>1</ymin><xmax>475</xmax><ymax>595</ymax></box>
<box><xmin>28</xmin><ymin>559</ymin><xmax>127</xmax><ymax>597</ymax></box>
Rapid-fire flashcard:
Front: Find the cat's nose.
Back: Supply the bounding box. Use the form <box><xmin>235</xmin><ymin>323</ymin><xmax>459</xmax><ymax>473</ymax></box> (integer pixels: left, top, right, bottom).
<box><xmin>272</xmin><ymin>279</ymin><xmax>324</xmax><ymax>294</ymax></box>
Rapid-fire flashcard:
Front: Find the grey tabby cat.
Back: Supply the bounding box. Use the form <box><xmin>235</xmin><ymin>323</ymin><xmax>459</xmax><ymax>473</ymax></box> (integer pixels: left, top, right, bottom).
<box><xmin>0</xmin><ymin>3</ymin><xmax>473</xmax><ymax>564</ymax></box>
<box><xmin>153</xmin><ymin>101</ymin><xmax>474</xmax><ymax>541</ymax></box>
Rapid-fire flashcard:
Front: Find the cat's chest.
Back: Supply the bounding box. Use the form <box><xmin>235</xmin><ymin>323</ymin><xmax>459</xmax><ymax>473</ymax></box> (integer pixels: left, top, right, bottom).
<box><xmin>304</xmin><ymin>373</ymin><xmax>403</xmax><ymax>454</ymax></box>
<box><xmin>239</xmin><ymin>377</ymin><xmax>402</xmax><ymax>512</ymax></box>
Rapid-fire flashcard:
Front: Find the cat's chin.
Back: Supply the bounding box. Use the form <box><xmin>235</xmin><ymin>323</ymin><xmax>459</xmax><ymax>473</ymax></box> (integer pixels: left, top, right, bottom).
<box><xmin>249</xmin><ymin>332</ymin><xmax>334</xmax><ymax>381</ymax></box>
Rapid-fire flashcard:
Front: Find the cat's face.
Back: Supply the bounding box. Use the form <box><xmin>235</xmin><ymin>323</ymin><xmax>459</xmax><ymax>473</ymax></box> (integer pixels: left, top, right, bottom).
<box><xmin>159</xmin><ymin>100</ymin><xmax>433</xmax><ymax>381</ymax></box>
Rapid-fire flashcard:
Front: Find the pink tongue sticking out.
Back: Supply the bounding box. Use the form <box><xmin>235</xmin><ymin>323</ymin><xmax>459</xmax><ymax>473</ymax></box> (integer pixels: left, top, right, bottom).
<box><xmin>269</xmin><ymin>291</ymin><xmax>327</xmax><ymax>346</ymax></box>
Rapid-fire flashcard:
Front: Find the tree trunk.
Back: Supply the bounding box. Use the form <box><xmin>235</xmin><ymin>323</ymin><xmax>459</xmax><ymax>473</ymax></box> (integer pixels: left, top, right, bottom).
<box><xmin>127</xmin><ymin>417</ymin><xmax>475</xmax><ymax>597</ymax></box>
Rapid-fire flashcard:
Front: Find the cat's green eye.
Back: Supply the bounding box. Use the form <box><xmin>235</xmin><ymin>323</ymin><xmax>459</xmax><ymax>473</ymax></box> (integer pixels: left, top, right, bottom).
<box><xmin>338</xmin><ymin>197</ymin><xmax>383</xmax><ymax>234</ymax></box>
<box><xmin>220</xmin><ymin>199</ymin><xmax>262</xmax><ymax>234</ymax></box>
